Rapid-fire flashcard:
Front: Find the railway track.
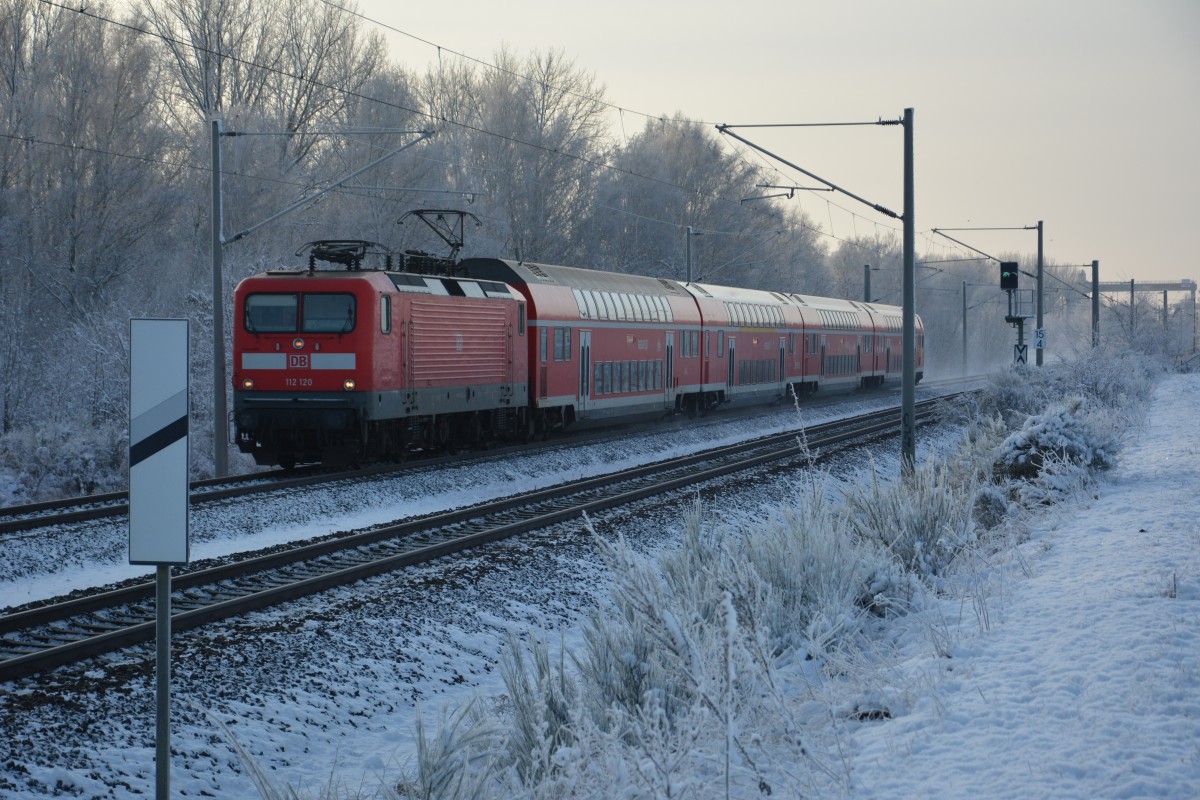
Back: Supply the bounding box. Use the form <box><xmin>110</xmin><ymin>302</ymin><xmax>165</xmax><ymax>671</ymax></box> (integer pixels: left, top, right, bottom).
<box><xmin>0</xmin><ymin>396</ymin><xmax>956</xmax><ymax>682</ymax></box>
<box><xmin>0</xmin><ymin>396</ymin><xmax>833</xmax><ymax>536</ymax></box>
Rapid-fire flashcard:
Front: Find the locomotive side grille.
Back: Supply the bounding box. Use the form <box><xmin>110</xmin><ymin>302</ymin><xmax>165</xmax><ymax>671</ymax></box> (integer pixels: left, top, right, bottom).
<box><xmin>410</xmin><ymin>299</ymin><xmax>511</xmax><ymax>384</ymax></box>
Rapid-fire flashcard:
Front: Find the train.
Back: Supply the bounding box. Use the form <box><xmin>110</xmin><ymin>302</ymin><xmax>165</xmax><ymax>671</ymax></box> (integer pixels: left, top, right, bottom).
<box><xmin>232</xmin><ymin>237</ymin><xmax>924</xmax><ymax>468</ymax></box>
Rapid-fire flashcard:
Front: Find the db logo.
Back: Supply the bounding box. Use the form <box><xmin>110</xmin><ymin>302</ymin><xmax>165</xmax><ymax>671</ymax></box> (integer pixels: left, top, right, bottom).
<box><xmin>288</xmin><ymin>354</ymin><xmax>310</xmax><ymax>369</ymax></box>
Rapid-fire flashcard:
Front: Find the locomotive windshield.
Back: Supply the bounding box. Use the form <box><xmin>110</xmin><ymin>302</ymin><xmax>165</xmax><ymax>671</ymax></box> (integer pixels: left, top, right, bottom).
<box><xmin>243</xmin><ymin>292</ymin><xmax>355</xmax><ymax>333</ymax></box>
<box><xmin>243</xmin><ymin>292</ymin><xmax>356</xmax><ymax>333</ymax></box>
<box><xmin>301</xmin><ymin>293</ymin><xmax>356</xmax><ymax>333</ymax></box>
<box><xmin>244</xmin><ymin>293</ymin><xmax>297</xmax><ymax>332</ymax></box>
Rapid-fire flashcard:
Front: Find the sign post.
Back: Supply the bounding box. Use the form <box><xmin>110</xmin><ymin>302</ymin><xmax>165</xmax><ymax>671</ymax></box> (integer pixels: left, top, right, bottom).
<box><xmin>129</xmin><ymin>319</ymin><xmax>190</xmax><ymax>800</ymax></box>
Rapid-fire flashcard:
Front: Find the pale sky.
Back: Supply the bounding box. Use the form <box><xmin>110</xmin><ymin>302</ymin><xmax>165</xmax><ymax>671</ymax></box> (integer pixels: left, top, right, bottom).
<box><xmin>354</xmin><ymin>0</ymin><xmax>1199</xmax><ymax>285</ymax></box>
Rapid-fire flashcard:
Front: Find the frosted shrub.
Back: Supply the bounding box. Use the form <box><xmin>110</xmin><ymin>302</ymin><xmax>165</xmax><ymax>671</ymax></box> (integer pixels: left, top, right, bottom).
<box><xmin>575</xmin><ymin>521</ymin><xmax>715</xmax><ymax>726</ymax></box>
<box><xmin>1012</xmin><ymin>449</ymin><xmax>1096</xmax><ymax>507</ymax></box>
<box><xmin>994</xmin><ymin>396</ymin><xmax>1119</xmax><ymax>480</ymax></box>
<box><xmin>740</xmin><ymin>484</ymin><xmax>895</xmax><ymax>656</ymax></box>
<box><xmin>1058</xmin><ymin>347</ymin><xmax>1161</xmax><ymax>409</ymax></box>
<box><xmin>0</xmin><ymin>422</ymin><xmax>126</xmax><ymax>504</ymax></box>
<box><xmin>499</xmin><ymin>632</ymin><xmax>576</xmax><ymax>786</ymax></box>
<box><xmin>404</xmin><ymin>699</ymin><xmax>501</xmax><ymax>800</ymax></box>
<box><xmin>843</xmin><ymin>461</ymin><xmax>977</xmax><ymax>581</ymax></box>
<box><xmin>972</xmin><ymin>484</ymin><xmax>1011</xmax><ymax>530</ymax></box>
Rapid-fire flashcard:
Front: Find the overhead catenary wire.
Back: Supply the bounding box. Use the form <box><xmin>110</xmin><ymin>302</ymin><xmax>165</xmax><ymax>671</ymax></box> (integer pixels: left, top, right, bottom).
<box><xmin>29</xmin><ymin>0</ymin><xmax>1039</xmax><ymax>275</ymax></box>
<box><xmin>24</xmin><ymin>0</ymin><xmax>922</xmax><ymax>259</ymax></box>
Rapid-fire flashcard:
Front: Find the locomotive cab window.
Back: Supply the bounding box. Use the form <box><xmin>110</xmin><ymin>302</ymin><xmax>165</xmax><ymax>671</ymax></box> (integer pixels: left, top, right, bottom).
<box><xmin>380</xmin><ymin>295</ymin><xmax>392</xmax><ymax>334</ymax></box>
<box><xmin>245</xmin><ymin>293</ymin><xmax>298</xmax><ymax>333</ymax></box>
<box><xmin>302</xmin><ymin>293</ymin><xmax>356</xmax><ymax>333</ymax></box>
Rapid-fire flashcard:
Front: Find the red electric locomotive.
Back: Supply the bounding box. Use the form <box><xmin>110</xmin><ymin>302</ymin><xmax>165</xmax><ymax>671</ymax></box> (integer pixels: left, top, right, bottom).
<box><xmin>232</xmin><ymin>241</ymin><xmax>529</xmax><ymax>467</ymax></box>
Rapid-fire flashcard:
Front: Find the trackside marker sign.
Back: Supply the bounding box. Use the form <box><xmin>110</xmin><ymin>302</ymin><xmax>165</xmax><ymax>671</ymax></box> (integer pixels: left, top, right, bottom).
<box><xmin>129</xmin><ymin>319</ymin><xmax>190</xmax><ymax>565</ymax></box>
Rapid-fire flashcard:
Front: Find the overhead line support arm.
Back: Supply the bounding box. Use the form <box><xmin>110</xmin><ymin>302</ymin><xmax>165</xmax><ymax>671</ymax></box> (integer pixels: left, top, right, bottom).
<box><xmin>716</xmin><ymin>124</ymin><xmax>901</xmax><ymax>220</ymax></box>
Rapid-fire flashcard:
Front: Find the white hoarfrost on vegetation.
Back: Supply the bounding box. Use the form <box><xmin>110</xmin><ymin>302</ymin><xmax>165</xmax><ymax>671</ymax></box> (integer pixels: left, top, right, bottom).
<box><xmin>4</xmin><ymin>349</ymin><xmax>1197</xmax><ymax>800</ymax></box>
<box><xmin>204</xmin><ymin>348</ymin><xmax>1198</xmax><ymax>800</ymax></box>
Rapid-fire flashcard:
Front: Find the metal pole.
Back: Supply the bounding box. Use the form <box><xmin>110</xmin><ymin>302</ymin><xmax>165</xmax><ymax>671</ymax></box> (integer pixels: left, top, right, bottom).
<box><xmin>1091</xmin><ymin>260</ymin><xmax>1100</xmax><ymax>347</ymax></box>
<box><xmin>901</xmin><ymin>107</ymin><xmax>916</xmax><ymax>475</ymax></box>
<box><xmin>1130</xmin><ymin>279</ymin><xmax>1137</xmax><ymax>340</ymax></box>
<box><xmin>211</xmin><ymin>118</ymin><xmax>227</xmax><ymax>477</ymax></box>
<box><xmin>864</xmin><ymin>264</ymin><xmax>871</xmax><ymax>303</ymax></box>
<box><xmin>686</xmin><ymin>225</ymin><xmax>693</xmax><ymax>284</ymax></box>
<box><xmin>156</xmin><ymin>564</ymin><xmax>171</xmax><ymax>799</ymax></box>
<box><xmin>1036</xmin><ymin>220</ymin><xmax>1044</xmax><ymax>366</ymax></box>
<box><xmin>1163</xmin><ymin>290</ymin><xmax>1169</xmax><ymax>333</ymax></box>
<box><xmin>962</xmin><ymin>281</ymin><xmax>967</xmax><ymax>376</ymax></box>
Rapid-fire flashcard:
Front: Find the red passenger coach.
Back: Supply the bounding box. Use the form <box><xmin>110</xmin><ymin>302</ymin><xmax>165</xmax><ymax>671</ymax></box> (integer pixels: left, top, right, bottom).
<box><xmin>461</xmin><ymin>258</ymin><xmax>699</xmax><ymax>431</ymax></box>
<box><xmin>233</xmin><ymin>242</ymin><xmax>528</xmax><ymax>467</ymax></box>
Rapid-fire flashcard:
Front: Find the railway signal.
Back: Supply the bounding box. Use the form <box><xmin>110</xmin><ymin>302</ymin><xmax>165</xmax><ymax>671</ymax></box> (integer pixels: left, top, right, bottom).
<box><xmin>1000</xmin><ymin>261</ymin><xmax>1020</xmax><ymax>290</ymax></box>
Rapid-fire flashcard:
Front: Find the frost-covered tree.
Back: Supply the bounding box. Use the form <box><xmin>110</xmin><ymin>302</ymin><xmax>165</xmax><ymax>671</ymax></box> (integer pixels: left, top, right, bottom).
<box><xmin>467</xmin><ymin>47</ymin><xmax>610</xmax><ymax>263</ymax></box>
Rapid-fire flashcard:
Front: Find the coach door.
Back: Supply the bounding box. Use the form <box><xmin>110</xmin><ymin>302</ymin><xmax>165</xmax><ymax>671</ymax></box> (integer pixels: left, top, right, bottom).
<box><xmin>665</xmin><ymin>332</ymin><xmax>675</xmax><ymax>400</ymax></box>
<box><xmin>578</xmin><ymin>330</ymin><xmax>592</xmax><ymax>411</ymax></box>
<box><xmin>779</xmin><ymin>337</ymin><xmax>786</xmax><ymax>389</ymax></box>
<box><xmin>727</xmin><ymin>338</ymin><xmax>736</xmax><ymax>389</ymax></box>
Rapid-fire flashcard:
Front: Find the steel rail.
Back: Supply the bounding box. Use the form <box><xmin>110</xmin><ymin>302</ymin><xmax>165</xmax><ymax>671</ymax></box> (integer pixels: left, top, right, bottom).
<box><xmin>0</xmin><ymin>396</ymin><xmax>957</xmax><ymax>682</ymax></box>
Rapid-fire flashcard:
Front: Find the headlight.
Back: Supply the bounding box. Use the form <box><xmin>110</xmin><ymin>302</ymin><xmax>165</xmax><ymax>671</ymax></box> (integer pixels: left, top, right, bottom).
<box><xmin>343</xmin><ymin>378</ymin><xmax>356</xmax><ymax>391</ymax></box>
<box><xmin>292</xmin><ymin>337</ymin><xmax>305</xmax><ymax>350</ymax></box>
<box><xmin>241</xmin><ymin>378</ymin><xmax>255</xmax><ymax>390</ymax></box>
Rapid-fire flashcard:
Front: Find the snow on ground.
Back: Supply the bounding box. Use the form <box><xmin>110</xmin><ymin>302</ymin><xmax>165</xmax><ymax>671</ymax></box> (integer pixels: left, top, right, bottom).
<box><xmin>842</xmin><ymin>372</ymin><xmax>1200</xmax><ymax>798</ymax></box>
<box><xmin>1</xmin><ymin>374</ymin><xmax>1197</xmax><ymax>798</ymax></box>
<box><xmin>0</xmin><ymin>389</ymin><xmax>917</xmax><ymax>798</ymax></box>
<box><xmin>0</xmin><ymin>389</ymin><xmax>908</xmax><ymax>609</ymax></box>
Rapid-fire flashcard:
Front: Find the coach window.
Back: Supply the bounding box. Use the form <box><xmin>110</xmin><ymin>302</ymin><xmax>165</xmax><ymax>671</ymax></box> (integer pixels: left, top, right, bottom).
<box><xmin>580</xmin><ymin>290</ymin><xmax>595</xmax><ymax>319</ymax></box>
<box><xmin>380</xmin><ymin>295</ymin><xmax>392</xmax><ymax>334</ymax></box>
<box><xmin>611</xmin><ymin>294</ymin><xmax>624</xmax><ymax>320</ymax></box>
<box><xmin>600</xmin><ymin>292</ymin><xmax>617</xmax><ymax>320</ymax></box>
<box><xmin>620</xmin><ymin>294</ymin><xmax>635</xmax><ymax>320</ymax></box>
<box><xmin>540</xmin><ymin>326</ymin><xmax>549</xmax><ymax>362</ymax></box>
<box><xmin>572</xmin><ymin>288</ymin><xmax>589</xmax><ymax>319</ymax></box>
<box><xmin>718</xmin><ymin>329</ymin><xmax>725</xmax><ymax>357</ymax></box>
<box><xmin>634</xmin><ymin>295</ymin><xmax>649</xmax><ymax>321</ymax></box>
<box><xmin>553</xmin><ymin>327</ymin><xmax>571</xmax><ymax>361</ymax></box>
<box><xmin>245</xmin><ymin>293</ymin><xmax>298</xmax><ymax>332</ymax></box>
<box><xmin>301</xmin><ymin>293</ymin><xmax>356</xmax><ymax>333</ymax></box>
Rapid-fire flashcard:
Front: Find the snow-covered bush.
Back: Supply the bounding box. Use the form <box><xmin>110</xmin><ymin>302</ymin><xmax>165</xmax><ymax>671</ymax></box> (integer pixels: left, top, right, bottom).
<box><xmin>500</xmin><ymin>631</ymin><xmax>576</xmax><ymax>786</ymax></box>
<box><xmin>843</xmin><ymin>461</ymin><xmax>977</xmax><ymax>582</ymax></box>
<box><xmin>0</xmin><ymin>421</ymin><xmax>126</xmax><ymax>504</ymax></box>
<box><xmin>404</xmin><ymin>699</ymin><xmax>501</xmax><ymax>800</ymax></box>
<box><xmin>1011</xmin><ymin>449</ymin><xmax>1098</xmax><ymax>508</ymax></box>
<box><xmin>964</xmin><ymin>347</ymin><xmax>1160</xmax><ymax>431</ymax></box>
<box><xmin>971</xmin><ymin>483</ymin><xmax>1011</xmax><ymax>530</ymax></box>
<box><xmin>739</xmin><ymin>484</ymin><xmax>905</xmax><ymax>655</ymax></box>
<box><xmin>994</xmin><ymin>396</ymin><xmax>1120</xmax><ymax>481</ymax></box>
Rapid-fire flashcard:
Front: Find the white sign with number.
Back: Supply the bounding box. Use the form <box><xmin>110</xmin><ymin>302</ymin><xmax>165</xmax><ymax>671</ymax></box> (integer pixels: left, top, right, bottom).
<box><xmin>1034</xmin><ymin>328</ymin><xmax>1046</xmax><ymax>350</ymax></box>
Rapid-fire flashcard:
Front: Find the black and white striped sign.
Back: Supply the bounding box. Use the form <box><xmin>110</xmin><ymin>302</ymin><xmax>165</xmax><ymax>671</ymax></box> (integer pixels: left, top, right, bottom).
<box><xmin>129</xmin><ymin>319</ymin><xmax>190</xmax><ymax>565</ymax></box>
